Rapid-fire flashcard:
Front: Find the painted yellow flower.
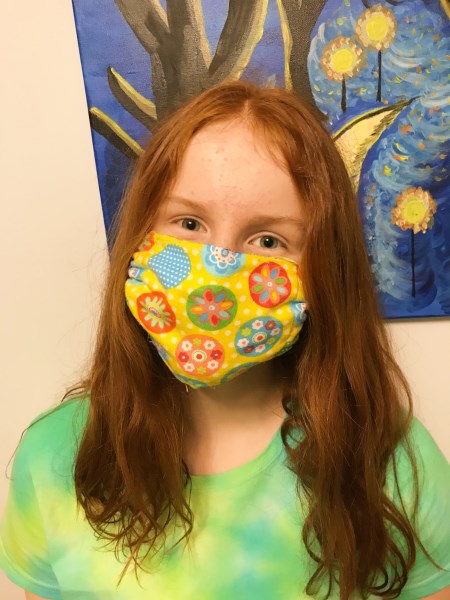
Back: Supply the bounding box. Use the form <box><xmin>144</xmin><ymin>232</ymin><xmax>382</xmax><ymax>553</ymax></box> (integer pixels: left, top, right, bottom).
<box><xmin>320</xmin><ymin>36</ymin><xmax>366</xmax><ymax>81</ymax></box>
<box><xmin>355</xmin><ymin>4</ymin><xmax>397</xmax><ymax>51</ymax></box>
<box><xmin>391</xmin><ymin>187</ymin><xmax>437</xmax><ymax>234</ymax></box>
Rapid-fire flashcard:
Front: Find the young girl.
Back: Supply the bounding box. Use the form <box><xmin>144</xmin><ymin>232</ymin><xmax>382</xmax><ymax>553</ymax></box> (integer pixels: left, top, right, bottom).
<box><xmin>1</xmin><ymin>82</ymin><xmax>449</xmax><ymax>600</ymax></box>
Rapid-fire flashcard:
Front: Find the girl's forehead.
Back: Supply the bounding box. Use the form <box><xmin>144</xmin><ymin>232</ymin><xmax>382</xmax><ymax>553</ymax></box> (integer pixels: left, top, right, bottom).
<box><xmin>169</xmin><ymin>122</ymin><xmax>294</xmax><ymax>196</ymax></box>
<box><xmin>158</xmin><ymin>139</ymin><xmax>303</xmax><ymax>227</ymax></box>
<box><xmin>187</xmin><ymin>119</ymin><xmax>284</xmax><ymax>162</ymax></box>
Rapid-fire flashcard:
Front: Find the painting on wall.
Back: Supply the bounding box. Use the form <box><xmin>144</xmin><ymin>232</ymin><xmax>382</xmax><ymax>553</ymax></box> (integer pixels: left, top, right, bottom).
<box><xmin>71</xmin><ymin>0</ymin><xmax>450</xmax><ymax>318</ymax></box>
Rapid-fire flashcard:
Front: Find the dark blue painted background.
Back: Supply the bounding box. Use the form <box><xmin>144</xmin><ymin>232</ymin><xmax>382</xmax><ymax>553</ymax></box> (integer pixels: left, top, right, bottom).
<box><xmin>71</xmin><ymin>0</ymin><xmax>450</xmax><ymax>317</ymax></box>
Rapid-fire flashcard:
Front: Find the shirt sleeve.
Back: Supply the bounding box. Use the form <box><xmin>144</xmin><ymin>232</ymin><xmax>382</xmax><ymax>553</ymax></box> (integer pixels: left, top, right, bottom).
<box><xmin>0</xmin><ymin>425</ymin><xmax>62</xmax><ymax>599</ymax></box>
<box><xmin>390</xmin><ymin>417</ymin><xmax>450</xmax><ymax>599</ymax></box>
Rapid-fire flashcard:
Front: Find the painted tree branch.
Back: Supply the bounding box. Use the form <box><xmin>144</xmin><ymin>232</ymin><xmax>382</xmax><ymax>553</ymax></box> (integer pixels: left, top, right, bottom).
<box><xmin>92</xmin><ymin>0</ymin><xmax>272</xmax><ymax>151</ymax></box>
<box><xmin>115</xmin><ymin>0</ymin><xmax>211</xmax><ymax>115</ymax></box>
<box><xmin>166</xmin><ymin>0</ymin><xmax>211</xmax><ymax>73</ymax></box>
<box><xmin>114</xmin><ymin>0</ymin><xmax>270</xmax><ymax>115</ymax></box>
<box><xmin>89</xmin><ymin>108</ymin><xmax>143</xmax><ymax>159</ymax></box>
<box><xmin>208</xmin><ymin>0</ymin><xmax>269</xmax><ymax>86</ymax></box>
<box><xmin>114</xmin><ymin>0</ymin><xmax>169</xmax><ymax>55</ymax></box>
<box><xmin>150</xmin><ymin>53</ymin><xmax>169</xmax><ymax>118</ymax></box>
<box><xmin>107</xmin><ymin>67</ymin><xmax>157</xmax><ymax>130</ymax></box>
<box><xmin>278</xmin><ymin>0</ymin><xmax>327</xmax><ymax>107</ymax></box>
<box><xmin>156</xmin><ymin>0</ymin><xmax>211</xmax><ymax>111</ymax></box>
<box><xmin>276</xmin><ymin>0</ymin><xmax>293</xmax><ymax>90</ymax></box>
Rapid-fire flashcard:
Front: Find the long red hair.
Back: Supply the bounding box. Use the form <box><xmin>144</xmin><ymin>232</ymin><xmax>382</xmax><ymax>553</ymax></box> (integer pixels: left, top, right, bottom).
<box><xmin>73</xmin><ymin>81</ymin><xmax>429</xmax><ymax>598</ymax></box>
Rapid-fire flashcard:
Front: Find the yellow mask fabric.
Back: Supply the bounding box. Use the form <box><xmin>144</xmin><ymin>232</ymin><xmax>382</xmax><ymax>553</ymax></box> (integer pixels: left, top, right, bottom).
<box><xmin>125</xmin><ymin>232</ymin><xmax>307</xmax><ymax>388</ymax></box>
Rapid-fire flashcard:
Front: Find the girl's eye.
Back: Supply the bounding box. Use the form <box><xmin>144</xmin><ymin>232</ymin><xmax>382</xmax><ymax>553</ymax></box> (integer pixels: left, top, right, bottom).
<box><xmin>255</xmin><ymin>235</ymin><xmax>280</xmax><ymax>249</ymax></box>
<box><xmin>180</xmin><ymin>218</ymin><xmax>200</xmax><ymax>231</ymax></box>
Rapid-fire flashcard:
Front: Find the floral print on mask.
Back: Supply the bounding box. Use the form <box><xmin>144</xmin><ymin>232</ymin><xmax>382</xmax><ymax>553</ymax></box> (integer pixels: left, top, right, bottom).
<box><xmin>187</xmin><ymin>286</ymin><xmax>237</xmax><ymax>330</ymax></box>
<box><xmin>176</xmin><ymin>335</ymin><xmax>225</xmax><ymax>376</ymax></box>
<box><xmin>235</xmin><ymin>318</ymin><xmax>283</xmax><ymax>356</ymax></box>
<box><xmin>249</xmin><ymin>262</ymin><xmax>291</xmax><ymax>308</ymax></box>
<box><xmin>125</xmin><ymin>232</ymin><xmax>307</xmax><ymax>388</ymax></box>
<box><xmin>201</xmin><ymin>244</ymin><xmax>245</xmax><ymax>277</ymax></box>
<box><xmin>136</xmin><ymin>292</ymin><xmax>176</xmax><ymax>333</ymax></box>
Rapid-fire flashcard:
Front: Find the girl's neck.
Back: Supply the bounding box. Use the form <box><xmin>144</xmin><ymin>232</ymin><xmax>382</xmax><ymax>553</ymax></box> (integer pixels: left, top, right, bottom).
<box><xmin>182</xmin><ymin>362</ymin><xmax>286</xmax><ymax>475</ymax></box>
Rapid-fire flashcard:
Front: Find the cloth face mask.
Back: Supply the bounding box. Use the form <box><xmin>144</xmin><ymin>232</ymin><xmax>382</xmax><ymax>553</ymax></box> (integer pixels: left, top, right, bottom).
<box><xmin>125</xmin><ymin>232</ymin><xmax>307</xmax><ymax>388</ymax></box>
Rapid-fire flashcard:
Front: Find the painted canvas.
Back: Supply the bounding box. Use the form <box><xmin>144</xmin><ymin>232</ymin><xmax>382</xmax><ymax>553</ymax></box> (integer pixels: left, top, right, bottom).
<box><xmin>71</xmin><ymin>0</ymin><xmax>450</xmax><ymax>318</ymax></box>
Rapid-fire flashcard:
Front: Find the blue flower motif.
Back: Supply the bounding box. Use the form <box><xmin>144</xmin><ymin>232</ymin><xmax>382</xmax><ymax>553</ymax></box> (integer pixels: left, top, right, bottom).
<box><xmin>201</xmin><ymin>244</ymin><xmax>244</xmax><ymax>277</ymax></box>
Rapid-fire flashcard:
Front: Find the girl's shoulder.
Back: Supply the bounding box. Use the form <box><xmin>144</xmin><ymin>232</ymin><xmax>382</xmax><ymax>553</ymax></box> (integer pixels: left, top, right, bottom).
<box><xmin>386</xmin><ymin>415</ymin><xmax>450</xmax><ymax>510</ymax></box>
<box><xmin>14</xmin><ymin>395</ymin><xmax>89</xmax><ymax>479</ymax></box>
<box><xmin>28</xmin><ymin>394</ymin><xmax>89</xmax><ymax>428</ymax></box>
<box><xmin>387</xmin><ymin>416</ymin><xmax>450</xmax><ymax>598</ymax></box>
<box><xmin>394</xmin><ymin>416</ymin><xmax>449</xmax><ymax>481</ymax></box>
<box><xmin>0</xmin><ymin>397</ymin><xmax>90</xmax><ymax>597</ymax></box>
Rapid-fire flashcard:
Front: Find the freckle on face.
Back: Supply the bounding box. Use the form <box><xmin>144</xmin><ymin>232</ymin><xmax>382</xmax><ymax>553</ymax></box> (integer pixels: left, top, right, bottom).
<box><xmin>157</xmin><ymin>120</ymin><xmax>305</xmax><ymax>260</ymax></box>
<box><xmin>179</xmin><ymin>124</ymin><xmax>296</xmax><ymax>201</ymax></box>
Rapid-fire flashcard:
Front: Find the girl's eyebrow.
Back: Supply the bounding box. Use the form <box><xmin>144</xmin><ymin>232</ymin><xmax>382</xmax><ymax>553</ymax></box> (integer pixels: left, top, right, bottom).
<box><xmin>164</xmin><ymin>196</ymin><xmax>208</xmax><ymax>211</ymax></box>
<box><xmin>245</xmin><ymin>215</ymin><xmax>305</xmax><ymax>228</ymax></box>
<box><xmin>164</xmin><ymin>196</ymin><xmax>305</xmax><ymax>228</ymax></box>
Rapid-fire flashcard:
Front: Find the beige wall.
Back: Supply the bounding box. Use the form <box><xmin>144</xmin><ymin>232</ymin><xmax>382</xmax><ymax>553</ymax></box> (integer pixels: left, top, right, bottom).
<box><xmin>1</xmin><ymin>4</ymin><xmax>108</xmax><ymax>597</ymax></box>
<box><xmin>1</xmin><ymin>2</ymin><xmax>449</xmax><ymax>598</ymax></box>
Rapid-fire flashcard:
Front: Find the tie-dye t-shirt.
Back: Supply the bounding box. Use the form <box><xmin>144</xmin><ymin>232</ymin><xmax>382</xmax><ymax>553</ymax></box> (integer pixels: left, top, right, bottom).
<box><xmin>1</xmin><ymin>397</ymin><xmax>449</xmax><ymax>600</ymax></box>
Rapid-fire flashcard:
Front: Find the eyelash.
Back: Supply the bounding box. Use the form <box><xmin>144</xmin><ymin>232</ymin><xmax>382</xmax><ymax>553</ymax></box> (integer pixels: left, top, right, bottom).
<box><xmin>176</xmin><ymin>218</ymin><xmax>285</xmax><ymax>250</ymax></box>
<box><xmin>252</xmin><ymin>235</ymin><xmax>282</xmax><ymax>250</ymax></box>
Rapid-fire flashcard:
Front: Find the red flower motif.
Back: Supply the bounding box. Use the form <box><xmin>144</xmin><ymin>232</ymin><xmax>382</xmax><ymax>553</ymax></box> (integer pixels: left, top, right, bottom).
<box><xmin>249</xmin><ymin>262</ymin><xmax>291</xmax><ymax>308</ymax></box>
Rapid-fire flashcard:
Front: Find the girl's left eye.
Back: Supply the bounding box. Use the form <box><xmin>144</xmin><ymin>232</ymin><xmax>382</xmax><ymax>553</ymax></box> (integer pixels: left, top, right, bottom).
<box><xmin>253</xmin><ymin>235</ymin><xmax>281</xmax><ymax>249</ymax></box>
<box><xmin>179</xmin><ymin>218</ymin><xmax>201</xmax><ymax>231</ymax></box>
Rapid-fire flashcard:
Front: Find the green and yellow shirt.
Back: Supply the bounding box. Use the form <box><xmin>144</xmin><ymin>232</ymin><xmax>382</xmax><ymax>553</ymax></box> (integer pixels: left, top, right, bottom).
<box><xmin>1</xmin><ymin>397</ymin><xmax>449</xmax><ymax>599</ymax></box>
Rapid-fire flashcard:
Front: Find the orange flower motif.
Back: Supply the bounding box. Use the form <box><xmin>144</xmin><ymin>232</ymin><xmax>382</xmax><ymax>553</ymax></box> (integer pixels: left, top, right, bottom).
<box><xmin>136</xmin><ymin>291</ymin><xmax>176</xmax><ymax>333</ymax></box>
<box><xmin>138</xmin><ymin>231</ymin><xmax>155</xmax><ymax>251</ymax></box>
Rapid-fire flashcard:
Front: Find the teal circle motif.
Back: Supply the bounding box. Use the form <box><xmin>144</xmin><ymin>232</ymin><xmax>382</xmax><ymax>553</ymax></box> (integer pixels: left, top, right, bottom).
<box><xmin>201</xmin><ymin>245</ymin><xmax>244</xmax><ymax>277</ymax></box>
<box><xmin>235</xmin><ymin>317</ymin><xmax>283</xmax><ymax>356</ymax></box>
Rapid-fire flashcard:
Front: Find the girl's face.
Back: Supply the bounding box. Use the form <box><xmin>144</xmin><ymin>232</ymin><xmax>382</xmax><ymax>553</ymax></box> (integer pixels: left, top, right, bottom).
<box><xmin>152</xmin><ymin>120</ymin><xmax>306</xmax><ymax>264</ymax></box>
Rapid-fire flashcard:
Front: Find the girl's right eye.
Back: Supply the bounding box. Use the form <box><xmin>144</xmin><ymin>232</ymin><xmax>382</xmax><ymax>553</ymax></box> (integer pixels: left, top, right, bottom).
<box><xmin>180</xmin><ymin>218</ymin><xmax>201</xmax><ymax>231</ymax></box>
